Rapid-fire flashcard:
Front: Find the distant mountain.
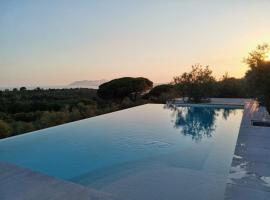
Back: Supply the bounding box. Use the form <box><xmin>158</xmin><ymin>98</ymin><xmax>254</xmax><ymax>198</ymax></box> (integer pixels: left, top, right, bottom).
<box><xmin>68</xmin><ymin>79</ymin><xmax>108</xmax><ymax>87</ymax></box>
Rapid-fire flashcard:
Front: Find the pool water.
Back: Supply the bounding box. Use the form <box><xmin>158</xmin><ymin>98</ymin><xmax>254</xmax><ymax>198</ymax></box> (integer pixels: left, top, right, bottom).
<box><xmin>0</xmin><ymin>104</ymin><xmax>243</xmax><ymax>200</ymax></box>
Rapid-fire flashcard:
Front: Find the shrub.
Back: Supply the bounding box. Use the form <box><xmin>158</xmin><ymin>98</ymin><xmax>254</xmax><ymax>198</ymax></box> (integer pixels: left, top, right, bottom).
<box><xmin>0</xmin><ymin>120</ymin><xmax>12</xmax><ymax>138</ymax></box>
<box><xmin>98</xmin><ymin>77</ymin><xmax>153</xmax><ymax>100</ymax></box>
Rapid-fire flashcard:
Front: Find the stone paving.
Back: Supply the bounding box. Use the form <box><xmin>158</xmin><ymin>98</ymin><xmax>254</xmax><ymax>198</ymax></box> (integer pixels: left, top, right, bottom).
<box><xmin>224</xmin><ymin>101</ymin><xmax>270</xmax><ymax>200</ymax></box>
<box><xmin>0</xmin><ymin>162</ymin><xmax>115</xmax><ymax>200</ymax></box>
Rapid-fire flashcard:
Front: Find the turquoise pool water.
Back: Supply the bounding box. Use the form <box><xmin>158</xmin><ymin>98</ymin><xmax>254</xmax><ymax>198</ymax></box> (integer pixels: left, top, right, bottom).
<box><xmin>0</xmin><ymin>104</ymin><xmax>243</xmax><ymax>199</ymax></box>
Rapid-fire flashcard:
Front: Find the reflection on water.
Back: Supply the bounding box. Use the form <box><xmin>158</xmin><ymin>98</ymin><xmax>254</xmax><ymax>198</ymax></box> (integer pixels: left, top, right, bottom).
<box><xmin>221</xmin><ymin>108</ymin><xmax>237</xmax><ymax>120</ymax></box>
<box><xmin>165</xmin><ymin>105</ymin><xmax>238</xmax><ymax>142</ymax></box>
<box><xmin>174</xmin><ymin>107</ymin><xmax>217</xmax><ymax>142</ymax></box>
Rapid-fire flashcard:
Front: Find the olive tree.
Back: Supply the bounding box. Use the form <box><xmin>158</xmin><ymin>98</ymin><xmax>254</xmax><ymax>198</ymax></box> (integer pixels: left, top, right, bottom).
<box><xmin>173</xmin><ymin>64</ymin><xmax>216</xmax><ymax>103</ymax></box>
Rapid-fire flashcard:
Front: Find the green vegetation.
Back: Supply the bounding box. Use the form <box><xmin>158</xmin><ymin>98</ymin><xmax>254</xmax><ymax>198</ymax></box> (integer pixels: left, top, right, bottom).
<box><xmin>0</xmin><ymin>120</ymin><xmax>12</xmax><ymax>138</ymax></box>
<box><xmin>143</xmin><ymin>84</ymin><xmax>177</xmax><ymax>103</ymax></box>
<box><xmin>214</xmin><ymin>74</ymin><xmax>248</xmax><ymax>98</ymax></box>
<box><xmin>144</xmin><ymin>73</ymin><xmax>249</xmax><ymax>104</ymax></box>
<box><xmin>0</xmin><ymin>87</ymin><xmax>148</xmax><ymax>139</ymax></box>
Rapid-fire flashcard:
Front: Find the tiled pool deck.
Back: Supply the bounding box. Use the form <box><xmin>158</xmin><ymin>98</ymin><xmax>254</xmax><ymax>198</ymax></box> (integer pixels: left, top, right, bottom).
<box><xmin>0</xmin><ymin>99</ymin><xmax>269</xmax><ymax>200</ymax></box>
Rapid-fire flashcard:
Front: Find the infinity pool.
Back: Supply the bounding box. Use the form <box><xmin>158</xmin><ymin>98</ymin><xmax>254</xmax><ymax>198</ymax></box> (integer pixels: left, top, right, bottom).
<box><xmin>0</xmin><ymin>104</ymin><xmax>243</xmax><ymax>200</ymax></box>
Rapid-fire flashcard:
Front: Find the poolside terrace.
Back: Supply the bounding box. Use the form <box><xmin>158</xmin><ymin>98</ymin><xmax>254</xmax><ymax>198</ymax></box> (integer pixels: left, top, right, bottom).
<box><xmin>224</xmin><ymin>101</ymin><xmax>270</xmax><ymax>200</ymax></box>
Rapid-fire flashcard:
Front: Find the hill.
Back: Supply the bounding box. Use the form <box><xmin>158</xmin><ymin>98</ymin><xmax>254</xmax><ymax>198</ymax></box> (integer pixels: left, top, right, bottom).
<box><xmin>68</xmin><ymin>79</ymin><xmax>107</xmax><ymax>87</ymax></box>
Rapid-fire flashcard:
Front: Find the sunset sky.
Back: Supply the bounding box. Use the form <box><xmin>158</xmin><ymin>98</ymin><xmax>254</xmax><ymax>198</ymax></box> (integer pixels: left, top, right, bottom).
<box><xmin>1</xmin><ymin>0</ymin><xmax>270</xmax><ymax>87</ymax></box>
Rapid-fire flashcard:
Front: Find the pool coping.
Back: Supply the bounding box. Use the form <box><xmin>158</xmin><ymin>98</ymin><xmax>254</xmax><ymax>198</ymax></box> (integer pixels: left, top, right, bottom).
<box><xmin>168</xmin><ymin>98</ymin><xmax>249</xmax><ymax>107</ymax></box>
